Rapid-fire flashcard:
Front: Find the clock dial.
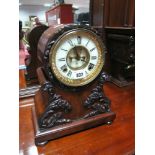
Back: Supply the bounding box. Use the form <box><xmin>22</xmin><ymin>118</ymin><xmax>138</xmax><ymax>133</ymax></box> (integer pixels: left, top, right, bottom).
<box><xmin>49</xmin><ymin>29</ymin><xmax>104</xmax><ymax>87</ymax></box>
<box><xmin>66</xmin><ymin>46</ymin><xmax>90</xmax><ymax>70</ymax></box>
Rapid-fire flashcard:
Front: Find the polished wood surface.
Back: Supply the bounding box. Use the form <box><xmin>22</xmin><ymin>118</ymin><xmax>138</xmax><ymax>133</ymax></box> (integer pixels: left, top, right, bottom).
<box><xmin>19</xmin><ymin>69</ymin><xmax>27</xmax><ymax>89</ymax></box>
<box><xmin>19</xmin><ymin>82</ymin><xmax>135</xmax><ymax>155</ymax></box>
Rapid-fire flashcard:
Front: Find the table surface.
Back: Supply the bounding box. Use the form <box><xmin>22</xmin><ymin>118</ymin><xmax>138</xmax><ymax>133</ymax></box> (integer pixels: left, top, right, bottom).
<box><xmin>19</xmin><ymin>82</ymin><xmax>135</xmax><ymax>155</ymax></box>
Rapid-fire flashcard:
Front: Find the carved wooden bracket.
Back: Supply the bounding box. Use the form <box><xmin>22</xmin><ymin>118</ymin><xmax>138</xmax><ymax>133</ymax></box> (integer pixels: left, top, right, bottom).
<box><xmin>39</xmin><ymin>82</ymin><xmax>72</xmax><ymax>129</ymax></box>
<box><xmin>83</xmin><ymin>72</ymin><xmax>111</xmax><ymax>118</ymax></box>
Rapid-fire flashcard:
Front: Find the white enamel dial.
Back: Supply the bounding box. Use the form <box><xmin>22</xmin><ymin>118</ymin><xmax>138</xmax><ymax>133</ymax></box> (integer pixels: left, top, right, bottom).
<box><xmin>49</xmin><ymin>29</ymin><xmax>104</xmax><ymax>87</ymax></box>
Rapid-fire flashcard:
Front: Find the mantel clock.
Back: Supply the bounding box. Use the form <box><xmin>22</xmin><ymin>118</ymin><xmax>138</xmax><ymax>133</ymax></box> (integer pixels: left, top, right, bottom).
<box><xmin>32</xmin><ymin>24</ymin><xmax>116</xmax><ymax>146</ymax></box>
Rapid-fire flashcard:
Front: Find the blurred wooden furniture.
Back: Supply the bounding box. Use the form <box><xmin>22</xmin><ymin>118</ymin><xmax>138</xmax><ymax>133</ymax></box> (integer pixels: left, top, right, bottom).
<box><xmin>105</xmin><ymin>27</ymin><xmax>135</xmax><ymax>87</ymax></box>
<box><xmin>26</xmin><ymin>25</ymin><xmax>48</xmax><ymax>83</ymax></box>
<box><xmin>90</xmin><ymin>0</ymin><xmax>135</xmax><ymax>28</ymax></box>
<box><xmin>90</xmin><ymin>0</ymin><xmax>135</xmax><ymax>86</ymax></box>
<box><xmin>46</xmin><ymin>4</ymin><xmax>73</xmax><ymax>26</ymax></box>
<box><xmin>19</xmin><ymin>82</ymin><xmax>135</xmax><ymax>154</ymax></box>
<box><xmin>19</xmin><ymin>66</ymin><xmax>27</xmax><ymax>89</ymax></box>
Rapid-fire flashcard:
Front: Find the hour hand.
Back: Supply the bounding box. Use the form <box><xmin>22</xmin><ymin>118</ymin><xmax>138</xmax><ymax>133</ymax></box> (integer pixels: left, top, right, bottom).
<box><xmin>80</xmin><ymin>57</ymin><xmax>86</xmax><ymax>62</ymax></box>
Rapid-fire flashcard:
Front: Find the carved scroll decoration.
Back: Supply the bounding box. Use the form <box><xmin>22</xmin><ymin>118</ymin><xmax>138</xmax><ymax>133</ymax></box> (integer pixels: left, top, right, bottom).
<box><xmin>39</xmin><ymin>82</ymin><xmax>72</xmax><ymax>129</ymax></box>
<box><xmin>83</xmin><ymin>72</ymin><xmax>111</xmax><ymax>118</ymax></box>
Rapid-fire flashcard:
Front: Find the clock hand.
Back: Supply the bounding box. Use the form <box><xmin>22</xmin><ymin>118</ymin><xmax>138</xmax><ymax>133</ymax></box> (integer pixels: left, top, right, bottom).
<box><xmin>69</xmin><ymin>56</ymin><xmax>76</xmax><ymax>59</ymax></box>
<box><xmin>80</xmin><ymin>57</ymin><xmax>87</xmax><ymax>62</ymax></box>
<box><xmin>81</xmin><ymin>60</ymin><xmax>86</xmax><ymax>62</ymax></box>
<box><xmin>74</xmin><ymin>45</ymin><xmax>80</xmax><ymax>60</ymax></box>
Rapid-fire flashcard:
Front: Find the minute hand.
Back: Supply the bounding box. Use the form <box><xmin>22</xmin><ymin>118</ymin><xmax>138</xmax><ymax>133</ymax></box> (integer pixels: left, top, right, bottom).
<box><xmin>74</xmin><ymin>45</ymin><xmax>80</xmax><ymax>60</ymax></box>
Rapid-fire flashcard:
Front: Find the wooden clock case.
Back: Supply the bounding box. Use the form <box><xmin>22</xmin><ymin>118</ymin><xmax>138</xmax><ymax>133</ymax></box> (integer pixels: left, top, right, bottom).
<box><xmin>32</xmin><ymin>25</ymin><xmax>116</xmax><ymax>146</ymax></box>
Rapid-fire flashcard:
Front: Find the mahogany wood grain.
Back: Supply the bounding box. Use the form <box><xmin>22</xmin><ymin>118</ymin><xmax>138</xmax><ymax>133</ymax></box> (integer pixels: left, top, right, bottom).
<box><xmin>90</xmin><ymin>0</ymin><xmax>135</xmax><ymax>28</ymax></box>
<box><xmin>19</xmin><ymin>83</ymin><xmax>135</xmax><ymax>155</ymax></box>
<box><xmin>19</xmin><ymin>69</ymin><xmax>27</xmax><ymax>89</ymax></box>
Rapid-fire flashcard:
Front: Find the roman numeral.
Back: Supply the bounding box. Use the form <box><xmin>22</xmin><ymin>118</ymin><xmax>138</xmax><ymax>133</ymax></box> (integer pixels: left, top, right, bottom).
<box><xmin>77</xmin><ymin>36</ymin><xmax>81</xmax><ymax>44</ymax></box>
<box><xmin>76</xmin><ymin>72</ymin><xmax>83</xmax><ymax>77</ymax></box>
<box><xmin>90</xmin><ymin>47</ymin><xmax>96</xmax><ymax>52</ymax></box>
<box><xmin>88</xmin><ymin>63</ymin><xmax>95</xmax><ymax>70</ymax></box>
<box><xmin>67</xmin><ymin>70</ymin><xmax>72</xmax><ymax>77</ymax></box>
<box><xmin>58</xmin><ymin>58</ymin><xmax>65</xmax><ymax>61</ymax></box>
<box><xmin>86</xmin><ymin>40</ymin><xmax>90</xmax><ymax>46</ymax></box>
<box><xmin>60</xmin><ymin>64</ymin><xmax>67</xmax><ymax>72</ymax></box>
<box><xmin>85</xmin><ymin>71</ymin><xmax>88</xmax><ymax>75</ymax></box>
<box><xmin>68</xmin><ymin>40</ymin><xmax>74</xmax><ymax>46</ymax></box>
<box><xmin>91</xmin><ymin>56</ymin><xmax>97</xmax><ymax>60</ymax></box>
<box><xmin>61</xmin><ymin>48</ymin><xmax>68</xmax><ymax>51</ymax></box>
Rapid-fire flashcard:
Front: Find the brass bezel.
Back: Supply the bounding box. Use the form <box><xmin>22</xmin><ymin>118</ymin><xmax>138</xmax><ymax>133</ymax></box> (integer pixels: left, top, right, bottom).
<box><xmin>49</xmin><ymin>29</ymin><xmax>105</xmax><ymax>87</ymax></box>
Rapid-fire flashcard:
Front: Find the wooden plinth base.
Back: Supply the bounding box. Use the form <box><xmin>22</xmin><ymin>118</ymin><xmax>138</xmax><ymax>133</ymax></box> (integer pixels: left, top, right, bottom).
<box><xmin>32</xmin><ymin>105</ymin><xmax>116</xmax><ymax>146</ymax></box>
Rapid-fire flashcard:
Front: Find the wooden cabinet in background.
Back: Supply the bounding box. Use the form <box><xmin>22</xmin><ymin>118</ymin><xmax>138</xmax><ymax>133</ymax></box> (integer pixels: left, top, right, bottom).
<box><xmin>106</xmin><ymin>28</ymin><xmax>135</xmax><ymax>87</ymax></box>
<box><xmin>90</xmin><ymin>0</ymin><xmax>135</xmax><ymax>28</ymax></box>
<box><xmin>90</xmin><ymin>0</ymin><xmax>135</xmax><ymax>86</ymax></box>
<box><xmin>104</xmin><ymin>0</ymin><xmax>135</xmax><ymax>27</ymax></box>
<box><xmin>90</xmin><ymin>0</ymin><xmax>104</xmax><ymax>27</ymax></box>
<box><xmin>46</xmin><ymin>4</ymin><xmax>73</xmax><ymax>26</ymax></box>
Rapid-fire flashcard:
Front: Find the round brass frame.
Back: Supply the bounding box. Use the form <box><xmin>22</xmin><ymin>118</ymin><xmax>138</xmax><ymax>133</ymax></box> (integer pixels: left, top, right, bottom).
<box><xmin>49</xmin><ymin>29</ymin><xmax>105</xmax><ymax>87</ymax></box>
